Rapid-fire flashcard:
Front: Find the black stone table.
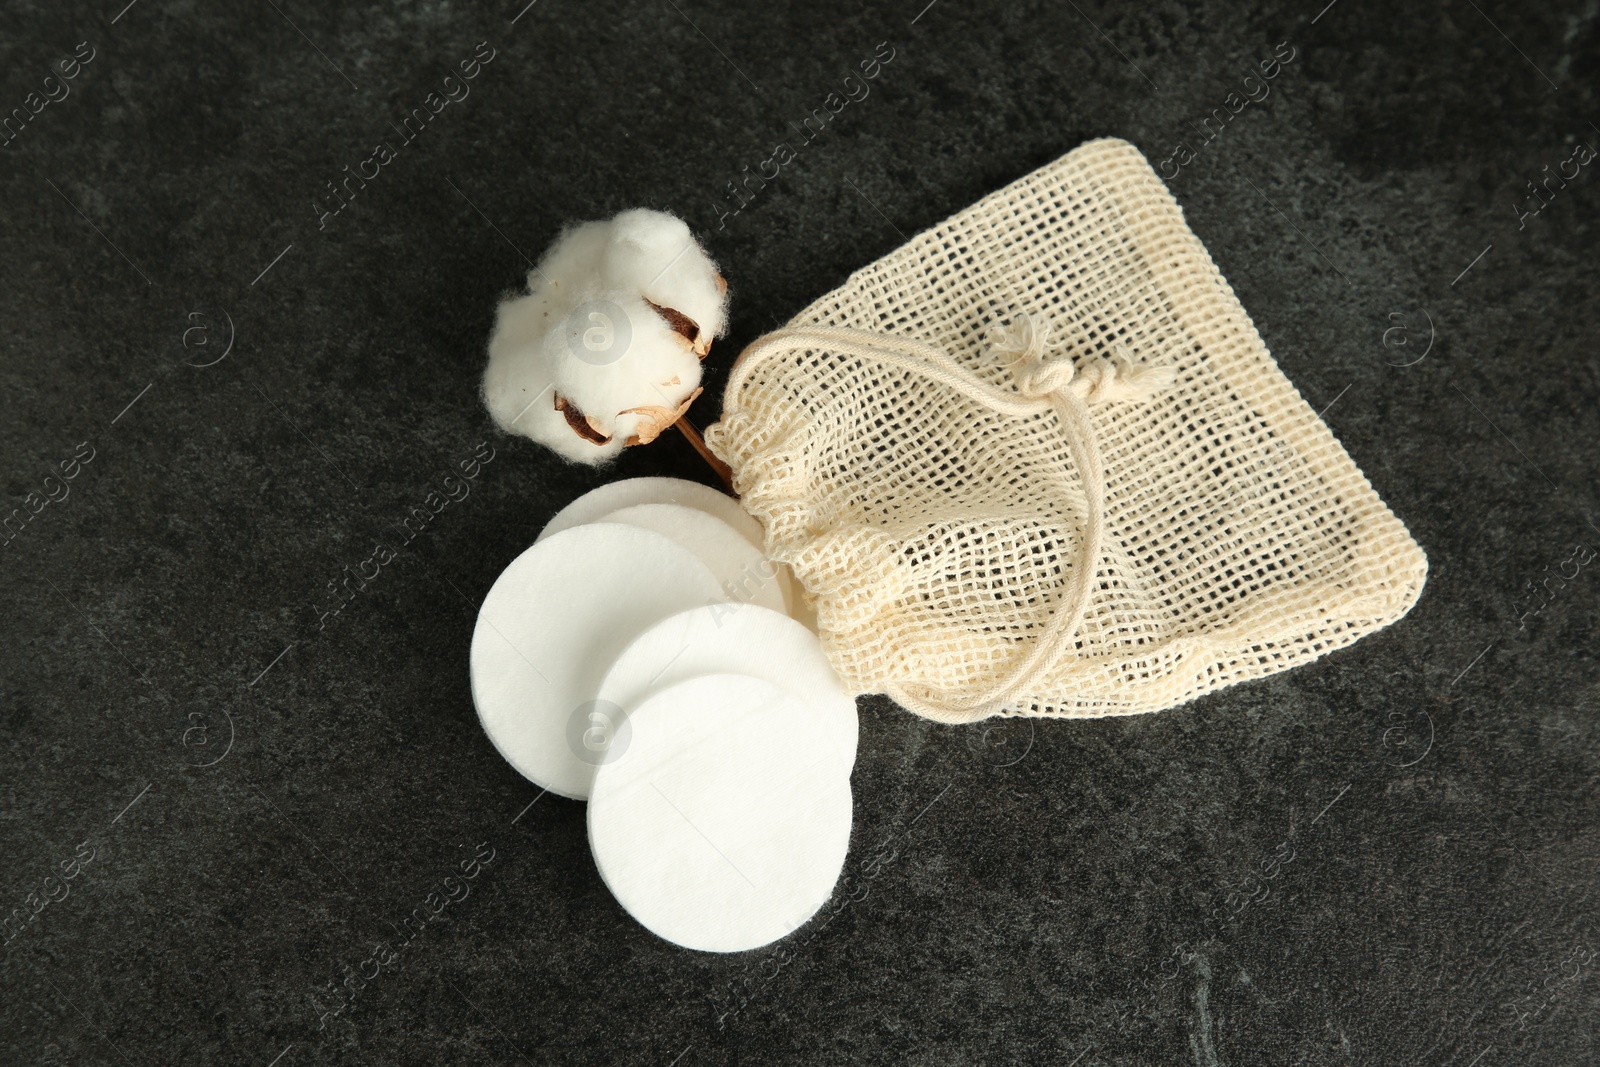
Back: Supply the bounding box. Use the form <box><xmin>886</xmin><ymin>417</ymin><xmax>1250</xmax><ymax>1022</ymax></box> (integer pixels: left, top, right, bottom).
<box><xmin>2</xmin><ymin>2</ymin><xmax>1596</xmax><ymax>1064</ymax></box>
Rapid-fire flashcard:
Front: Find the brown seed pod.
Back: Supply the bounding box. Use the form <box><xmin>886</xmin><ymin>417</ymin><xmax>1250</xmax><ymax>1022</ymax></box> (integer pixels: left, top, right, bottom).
<box><xmin>620</xmin><ymin>387</ymin><xmax>704</xmax><ymax>446</ymax></box>
<box><xmin>554</xmin><ymin>393</ymin><xmax>611</xmax><ymax>445</ymax></box>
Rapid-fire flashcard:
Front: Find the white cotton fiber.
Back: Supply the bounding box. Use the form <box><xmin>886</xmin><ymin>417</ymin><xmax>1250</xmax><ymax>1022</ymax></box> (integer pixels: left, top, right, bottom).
<box><xmin>603</xmin><ymin>210</ymin><xmax>729</xmax><ymax>355</ymax></box>
<box><xmin>530</xmin><ymin>219</ymin><xmax>610</xmax><ymax>302</ymax></box>
<box><xmin>482</xmin><ymin>289</ymin><xmax>565</xmax><ymax>444</ymax></box>
<box><xmin>482</xmin><ymin>209</ymin><xmax>729</xmax><ymax>465</ymax></box>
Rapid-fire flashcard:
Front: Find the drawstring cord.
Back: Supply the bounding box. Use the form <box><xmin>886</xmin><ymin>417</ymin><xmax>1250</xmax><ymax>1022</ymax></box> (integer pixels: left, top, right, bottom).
<box><xmin>724</xmin><ymin>311</ymin><xmax>1173</xmax><ymax>718</ymax></box>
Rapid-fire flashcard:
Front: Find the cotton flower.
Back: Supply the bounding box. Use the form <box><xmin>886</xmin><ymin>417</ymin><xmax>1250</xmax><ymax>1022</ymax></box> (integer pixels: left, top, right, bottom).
<box><xmin>482</xmin><ymin>209</ymin><xmax>728</xmax><ymax>465</ymax></box>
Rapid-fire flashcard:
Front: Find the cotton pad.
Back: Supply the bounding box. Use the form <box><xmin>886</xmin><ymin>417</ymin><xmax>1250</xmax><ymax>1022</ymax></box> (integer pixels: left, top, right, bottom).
<box><xmin>587</xmin><ymin>674</ymin><xmax>853</xmax><ymax>952</ymax></box>
<box><xmin>598</xmin><ymin>503</ymin><xmax>787</xmax><ymax>616</ymax></box>
<box><xmin>537</xmin><ymin>476</ymin><xmax>764</xmax><ymax>551</ymax></box>
<box><xmin>469</xmin><ymin>524</ymin><xmax>728</xmax><ymax>799</ymax></box>
<box><xmin>597</xmin><ymin>604</ymin><xmax>858</xmax><ymax>770</ymax></box>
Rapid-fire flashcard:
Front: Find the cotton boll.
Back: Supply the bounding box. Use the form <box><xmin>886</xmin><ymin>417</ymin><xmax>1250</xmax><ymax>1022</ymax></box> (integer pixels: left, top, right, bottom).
<box><xmin>603</xmin><ymin>209</ymin><xmax>729</xmax><ymax>356</ymax></box>
<box><xmin>546</xmin><ymin>290</ymin><xmax>704</xmax><ymax>448</ymax></box>
<box><xmin>482</xmin><ymin>208</ymin><xmax>726</xmax><ymax>465</ymax></box>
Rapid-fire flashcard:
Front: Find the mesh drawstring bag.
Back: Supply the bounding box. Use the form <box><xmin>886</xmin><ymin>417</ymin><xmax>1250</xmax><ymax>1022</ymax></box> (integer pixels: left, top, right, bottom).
<box><xmin>704</xmin><ymin>138</ymin><xmax>1428</xmax><ymax>724</ymax></box>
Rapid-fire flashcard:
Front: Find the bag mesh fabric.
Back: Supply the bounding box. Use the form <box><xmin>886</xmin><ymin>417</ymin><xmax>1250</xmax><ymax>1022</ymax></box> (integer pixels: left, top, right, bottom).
<box><xmin>705</xmin><ymin>138</ymin><xmax>1428</xmax><ymax>723</ymax></box>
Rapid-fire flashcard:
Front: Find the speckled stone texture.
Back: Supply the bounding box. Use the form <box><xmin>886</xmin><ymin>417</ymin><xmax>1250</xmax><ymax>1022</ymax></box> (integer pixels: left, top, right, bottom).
<box><xmin>1</xmin><ymin>1</ymin><xmax>1596</xmax><ymax>1065</ymax></box>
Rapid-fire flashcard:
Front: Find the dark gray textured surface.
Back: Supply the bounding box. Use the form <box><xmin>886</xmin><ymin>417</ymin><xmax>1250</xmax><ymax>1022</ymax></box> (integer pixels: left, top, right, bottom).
<box><xmin>2</xmin><ymin>1</ymin><xmax>1597</xmax><ymax>1064</ymax></box>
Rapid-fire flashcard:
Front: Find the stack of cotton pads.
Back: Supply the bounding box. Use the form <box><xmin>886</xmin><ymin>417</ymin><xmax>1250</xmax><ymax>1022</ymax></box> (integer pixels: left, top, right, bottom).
<box><xmin>470</xmin><ymin>476</ymin><xmax>858</xmax><ymax>952</ymax></box>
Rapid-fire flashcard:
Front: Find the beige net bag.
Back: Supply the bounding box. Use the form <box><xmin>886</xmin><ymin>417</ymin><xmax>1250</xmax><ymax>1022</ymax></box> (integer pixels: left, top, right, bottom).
<box><xmin>704</xmin><ymin>138</ymin><xmax>1428</xmax><ymax>724</ymax></box>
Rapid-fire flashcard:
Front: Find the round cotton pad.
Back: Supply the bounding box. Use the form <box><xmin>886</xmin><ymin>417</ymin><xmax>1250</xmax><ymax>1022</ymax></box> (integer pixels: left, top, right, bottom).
<box><xmin>469</xmin><ymin>524</ymin><xmax>728</xmax><ymax>799</ymax></box>
<box><xmin>597</xmin><ymin>604</ymin><xmax>858</xmax><ymax>771</ymax></box>
<box><xmin>587</xmin><ymin>674</ymin><xmax>853</xmax><ymax>952</ymax></box>
<box><xmin>598</xmin><ymin>504</ymin><xmax>787</xmax><ymax>616</ymax></box>
<box><xmin>538</xmin><ymin>477</ymin><xmax>764</xmax><ymax>551</ymax></box>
